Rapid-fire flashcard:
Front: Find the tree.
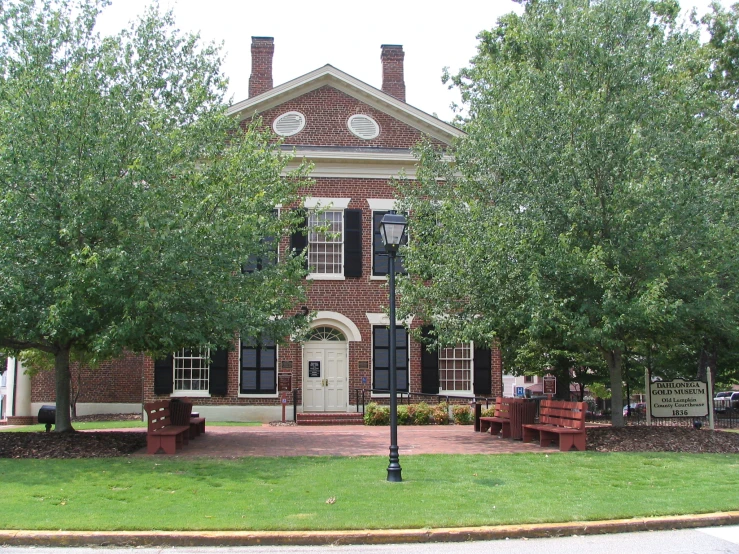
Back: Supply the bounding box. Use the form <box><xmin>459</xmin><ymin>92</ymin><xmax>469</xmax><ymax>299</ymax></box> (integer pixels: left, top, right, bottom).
<box><xmin>397</xmin><ymin>0</ymin><xmax>737</xmax><ymax>426</ymax></box>
<box><xmin>0</xmin><ymin>0</ymin><xmax>311</xmax><ymax>432</ymax></box>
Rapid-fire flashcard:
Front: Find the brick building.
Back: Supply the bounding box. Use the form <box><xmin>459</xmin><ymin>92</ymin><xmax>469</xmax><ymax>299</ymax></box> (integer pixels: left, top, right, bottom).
<box><xmin>4</xmin><ymin>38</ymin><xmax>503</xmax><ymax>424</ymax></box>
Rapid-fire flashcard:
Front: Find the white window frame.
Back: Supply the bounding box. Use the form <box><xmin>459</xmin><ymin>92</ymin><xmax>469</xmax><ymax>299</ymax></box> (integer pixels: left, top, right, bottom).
<box><xmin>172</xmin><ymin>347</ymin><xmax>211</xmax><ymax>398</ymax></box>
<box><xmin>303</xmin><ymin>198</ymin><xmax>351</xmax><ymax>280</ymax></box>
<box><xmin>438</xmin><ymin>342</ymin><xmax>474</xmax><ymax>396</ymax></box>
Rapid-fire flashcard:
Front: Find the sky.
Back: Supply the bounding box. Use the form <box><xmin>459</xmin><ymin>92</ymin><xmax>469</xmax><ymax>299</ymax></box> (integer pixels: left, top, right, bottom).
<box><xmin>96</xmin><ymin>0</ymin><xmax>732</xmax><ymax>122</ymax></box>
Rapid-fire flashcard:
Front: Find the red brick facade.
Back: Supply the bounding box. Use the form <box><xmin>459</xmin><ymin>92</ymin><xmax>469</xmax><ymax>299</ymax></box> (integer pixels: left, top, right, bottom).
<box><xmin>30</xmin><ymin>38</ymin><xmax>503</xmax><ymax>417</ymax></box>
<box><xmin>251</xmin><ymin>86</ymin><xmax>446</xmax><ymax>149</ymax></box>
<box><xmin>31</xmin><ymin>354</ymin><xmax>144</xmax><ymax>404</ymax></box>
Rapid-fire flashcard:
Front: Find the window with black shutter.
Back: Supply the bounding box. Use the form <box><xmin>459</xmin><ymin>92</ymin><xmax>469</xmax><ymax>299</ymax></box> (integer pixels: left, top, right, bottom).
<box><xmin>243</xmin><ymin>210</ymin><xmax>279</xmax><ymax>273</ymax></box>
<box><xmin>240</xmin><ymin>338</ymin><xmax>277</xmax><ymax>394</ymax></box>
<box><xmin>373</xmin><ymin>326</ymin><xmax>408</xmax><ymax>393</ymax></box>
<box><xmin>473</xmin><ymin>347</ymin><xmax>492</xmax><ymax>395</ymax></box>
<box><xmin>372</xmin><ymin>211</ymin><xmax>406</xmax><ymax>276</ymax></box>
<box><xmin>154</xmin><ymin>355</ymin><xmax>174</xmax><ymax>395</ymax></box>
<box><xmin>344</xmin><ymin>209</ymin><xmax>362</xmax><ymax>277</ymax></box>
<box><xmin>420</xmin><ymin>326</ymin><xmax>439</xmax><ymax>394</ymax></box>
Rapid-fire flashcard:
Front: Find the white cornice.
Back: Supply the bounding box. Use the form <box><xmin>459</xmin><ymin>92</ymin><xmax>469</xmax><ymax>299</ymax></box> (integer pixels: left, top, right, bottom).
<box><xmin>227</xmin><ymin>65</ymin><xmax>465</xmax><ymax>145</ymax></box>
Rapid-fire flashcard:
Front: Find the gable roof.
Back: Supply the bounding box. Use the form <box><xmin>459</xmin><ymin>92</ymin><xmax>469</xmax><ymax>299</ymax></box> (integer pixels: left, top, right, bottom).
<box><xmin>227</xmin><ymin>64</ymin><xmax>464</xmax><ymax>145</ymax></box>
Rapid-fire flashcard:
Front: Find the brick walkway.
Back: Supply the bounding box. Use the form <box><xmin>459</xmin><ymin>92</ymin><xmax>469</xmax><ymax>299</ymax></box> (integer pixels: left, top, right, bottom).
<box><xmin>139</xmin><ymin>424</ymin><xmax>545</xmax><ymax>457</ymax></box>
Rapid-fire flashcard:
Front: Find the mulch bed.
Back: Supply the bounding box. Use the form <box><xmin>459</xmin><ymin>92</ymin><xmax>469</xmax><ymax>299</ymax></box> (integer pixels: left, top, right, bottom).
<box><xmin>1</xmin><ymin>416</ymin><xmax>738</xmax><ymax>458</ymax></box>
<box><xmin>586</xmin><ymin>425</ymin><xmax>739</xmax><ymax>453</ymax></box>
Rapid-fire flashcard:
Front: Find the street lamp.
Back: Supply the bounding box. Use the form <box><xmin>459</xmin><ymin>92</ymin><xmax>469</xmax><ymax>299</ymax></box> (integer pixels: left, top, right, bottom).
<box><xmin>379</xmin><ymin>211</ymin><xmax>407</xmax><ymax>483</ymax></box>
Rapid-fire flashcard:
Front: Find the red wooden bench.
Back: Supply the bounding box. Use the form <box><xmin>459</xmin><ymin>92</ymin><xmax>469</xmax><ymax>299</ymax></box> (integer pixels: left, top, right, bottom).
<box><xmin>145</xmin><ymin>401</ymin><xmax>190</xmax><ymax>454</ymax></box>
<box><xmin>479</xmin><ymin>397</ymin><xmax>515</xmax><ymax>438</ymax></box>
<box><xmin>522</xmin><ymin>399</ymin><xmax>587</xmax><ymax>451</ymax></box>
<box><xmin>479</xmin><ymin>397</ymin><xmax>537</xmax><ymax>439</ymax></box>
<box><xmin>170</xmin><ymin>400</ymin><xmax>206</xmax><ymax>439</ymax></box>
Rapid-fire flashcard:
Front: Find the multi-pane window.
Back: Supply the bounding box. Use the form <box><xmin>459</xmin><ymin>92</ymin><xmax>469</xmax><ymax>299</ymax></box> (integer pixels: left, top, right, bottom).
<box><xmin>373</xmin><ymin>327</ymin><xmax>409</xmax><ymax>393</ymax></box>
<box><xmin>524</xmin><ymin>375</ymin><xmax>534</xmax><ymax>384</ymax></box>
<box><xmin>174</xmin><ymin>348</ymin><xmax>210</xmax><ymax>392</ymax></box>
<box><xmin>438</xmin><ymin>343</ymin><xmax>472</xmax><ymax>392</ymax></box>
<box><xmin>372</xmin><ymin>211</ymin><xmax>406</xmax><ymax>276</ymax></box>
<box><xmin>308</xmin><ymin>211</ymin><xmax>343</xmax><ymax>274</ymax></box>
<box><xmin>240</xmin><ymin>338</ymin><xmax>276</xmax><ymax>394</ymax></box>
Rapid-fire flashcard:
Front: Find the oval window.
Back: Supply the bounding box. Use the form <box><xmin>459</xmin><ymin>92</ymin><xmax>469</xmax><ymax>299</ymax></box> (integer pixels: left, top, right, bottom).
<box><xmin>347</xmin><ymin>114</ymin><xmax>380</xmax><ymax>140</ymax></box>
<box><xmin>273</xmin><ymin>111</ymin><xmax>306</xmax><ymax>137</ymax></box>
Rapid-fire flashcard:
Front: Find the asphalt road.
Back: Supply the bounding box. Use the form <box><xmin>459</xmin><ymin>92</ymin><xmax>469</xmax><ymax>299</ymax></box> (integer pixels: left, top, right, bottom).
<box><xmin>1</xmin><ymin>526</ymin><xmax>738</xmax><ymax>553</ymax></box>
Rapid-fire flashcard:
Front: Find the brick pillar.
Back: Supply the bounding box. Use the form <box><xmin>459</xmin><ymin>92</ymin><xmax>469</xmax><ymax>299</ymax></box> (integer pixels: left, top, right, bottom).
<box><xmin>381</xmin><ymin>44</ymin><xmax>405</xmax><ymax>102</ymax></box>
<box><xmin>249</xmin><ymin>36</ymin><xmax>274</xmax><ymax>98</ymax></box>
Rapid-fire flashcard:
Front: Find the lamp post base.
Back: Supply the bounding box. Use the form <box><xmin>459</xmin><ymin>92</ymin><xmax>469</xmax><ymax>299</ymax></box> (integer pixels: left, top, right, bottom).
<box><xmin>387</xmin><ymin>446</ymin><xmax>402</xmax><ymax>482</ymax></box>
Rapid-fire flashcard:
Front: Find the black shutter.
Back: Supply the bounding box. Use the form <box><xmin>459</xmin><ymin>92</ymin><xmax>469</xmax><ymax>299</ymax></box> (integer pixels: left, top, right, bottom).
<box><xmin>473</xmin><ymin>346</ymin><xmax>492</xmax><ymax>395</ymax></box>
<box><xmin>344</xmin><ymin>209</ymin><xmax>362</xmax><ymax>278</ymax></box>
<box><xmin>153</xmin><ymin>355</ymin><xmax>173</xmax><ymax>395</ymax></box>
<box><xmin>290</xmin><ymin>212</ymin><xmax>308</xmax><ymax>268</ymax></box>
<box><xmin>420</xmin><ymin>326</ymin><xmax>439</xmax><ymax>394</ymax></box>
<box><xmin>209</xmin><ymin>349</ymin><xmax>229</xmax><ymax>396</ymax></box>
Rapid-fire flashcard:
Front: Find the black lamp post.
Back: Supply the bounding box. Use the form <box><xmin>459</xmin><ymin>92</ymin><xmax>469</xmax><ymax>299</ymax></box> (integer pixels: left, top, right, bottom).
<box><xmin>379</xmin><ymin>212</ymin><xmax>407</xmax><ymax>483</ymax></box>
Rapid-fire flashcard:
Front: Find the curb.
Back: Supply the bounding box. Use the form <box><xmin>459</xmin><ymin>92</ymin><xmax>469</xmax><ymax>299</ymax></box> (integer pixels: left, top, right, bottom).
<box><xmin>1</xmin><ymin>511</ymin><xmax>738</xmax><ymax>547</ymax></box>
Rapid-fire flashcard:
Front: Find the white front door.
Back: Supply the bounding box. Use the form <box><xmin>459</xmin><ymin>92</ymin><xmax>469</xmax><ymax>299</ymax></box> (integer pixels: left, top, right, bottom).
<box><xmin>303</xmin><ymin>343</ymin><xmax>348</xmax><ymax>412</ymax></box>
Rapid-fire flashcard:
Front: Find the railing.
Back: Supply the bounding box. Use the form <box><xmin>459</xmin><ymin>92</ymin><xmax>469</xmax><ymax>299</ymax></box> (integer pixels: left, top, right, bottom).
<box><xmin>292</xmin><ymin>388</ymin><xmax>300</xmax><ymax>422</ymax></box>
<box><xmin>586</xmin><ymin>403</ymin><xmax>739</xmax><ymax>429</ymax></box>
<box><xmin>354</xmin><ymin>388</ymin><xmax>497</xmax><ymax>416</ymax></box>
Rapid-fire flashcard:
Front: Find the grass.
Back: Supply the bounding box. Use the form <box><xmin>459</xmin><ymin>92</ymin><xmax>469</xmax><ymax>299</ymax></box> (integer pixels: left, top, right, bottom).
<box><xmin>0</xmin><ymin>421</ymin><xmax>261</xmax><ymax>432</ymax></box>
<box><xmin>0</xmin><ymin>453</ymin><xmax>736</xmax><ymax>531</ymax></box>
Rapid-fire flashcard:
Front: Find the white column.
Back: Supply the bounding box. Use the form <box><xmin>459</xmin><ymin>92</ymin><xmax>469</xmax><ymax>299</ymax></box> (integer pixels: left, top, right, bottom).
<box><xmin>9</xmin><ymin>357</ymin><xmax>33</xmax><ymax>417</ymax></box>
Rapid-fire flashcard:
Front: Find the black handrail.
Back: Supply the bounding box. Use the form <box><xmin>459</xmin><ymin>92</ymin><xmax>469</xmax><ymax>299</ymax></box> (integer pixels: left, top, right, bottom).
<box><xmin>292</xmin><ymin>388</ymin><xmax>300</xmax><ymax>422</ymax></box>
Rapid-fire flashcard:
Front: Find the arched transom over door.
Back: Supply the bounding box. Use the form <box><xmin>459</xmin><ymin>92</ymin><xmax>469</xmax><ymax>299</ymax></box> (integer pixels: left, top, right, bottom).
<box><xmin>303</xmin><ymin>326</ymin><xmax>348</xmax><ymax>412</ymax></box>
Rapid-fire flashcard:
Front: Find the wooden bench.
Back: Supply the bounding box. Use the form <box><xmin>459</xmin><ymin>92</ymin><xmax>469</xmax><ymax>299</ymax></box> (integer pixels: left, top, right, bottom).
<box><xmin>188</xmin><ymin>414</ymin><xmax>206</xmax><ymax>439</ymax></box>
<box><xmin>169</xmin><ymin>400</ymin><xmax>206</xmax><ymax>440</ymax></box>
<box><xmin>145</xmin><ymin>401</ymin><xmax>191</xmax><ymax>455</ymax></box>
<box><xmin>522</xmin><ymin>399</ymin><xmax>587</xmax><ymax>451</ymax></box>
<box><xmin>479</xmin><ymin>397</ymin><xmax>536</xmax><ymax>439</ymax></box>
<box><xmin>479</xmin><ymin>397</ymin><xmax>516</xmax><ymax>438</ymax></box>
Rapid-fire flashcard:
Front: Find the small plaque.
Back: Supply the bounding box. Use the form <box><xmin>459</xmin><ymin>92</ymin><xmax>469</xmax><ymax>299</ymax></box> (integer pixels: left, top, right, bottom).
<box><xmin>308</xmin><ymin>361</ymin><xmax>321</xmax><ymax>378</ymax></box>
<box><xmin>278</xmin><ymin>372</ymin><xmax>292</xmax><ymax>392</ymax></box>
<box><xmin>358</xmin><ymin>361</ymin><xmax>369</xmax><ymax>369</ymax></box>
<box><xmin>543</xmin><ymin>376</ymin><xmax>556</xmax><ymax>395</ymax></box>
<box><xmin>281</xmin><ymin>360</ymin><xmax>293</xmax><ymax>369</ymax></box>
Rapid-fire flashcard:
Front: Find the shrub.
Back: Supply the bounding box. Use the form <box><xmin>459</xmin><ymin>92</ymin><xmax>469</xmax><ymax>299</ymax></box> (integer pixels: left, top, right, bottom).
<box><xmin>397</xmin><ymin>405</ymin><xmax>411</xmax><ymax>425</ymax></box>
<box><xmin>412</xmin><ymin>402</ymin><xmax>432</xmax><ymax>425</ymax></box>
<box><xmin>481</xmin><ymin>406</ymin><xmax>495</xmax><ymax>418</ymax></box>
<box><xmin>452</xmin><ymin>405</ymin><xmax>473</xmax><ymax>425</ymax></box>
<box><xmin>432</xmin><ymin>402</ymin><xmax>450</xmax><ymax>425</ymax></box>
<box><xmin>364</xmin><ymin>402</ymin><xmax>390</xmax><ymax>425</ymax></box>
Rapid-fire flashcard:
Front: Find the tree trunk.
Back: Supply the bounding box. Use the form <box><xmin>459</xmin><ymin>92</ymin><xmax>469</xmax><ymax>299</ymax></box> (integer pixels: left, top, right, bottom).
<box><xmin>696</xmin><ymin>342</ymin><xmax>718</xmax><ymax>396</ymax></box>
<box><xmin>54</xmin><ymin>347</ymin><xmax>74</xmax><ymax>433</ymax></box>
<box><xmin>604</xmin><ymin>348</ymin><xmax>625</xmax><ymax>427</ymax></box>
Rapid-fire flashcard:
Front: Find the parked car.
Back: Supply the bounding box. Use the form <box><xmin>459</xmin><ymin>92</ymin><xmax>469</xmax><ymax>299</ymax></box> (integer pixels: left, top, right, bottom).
<box><xmin>714</xmin><ymin>391</ymin><xmax>739</xmax><ymax>413</ymax></box>
<box><xmin>623</xmin><ymin>402</ymin><xmax>646</xmax><ymax>417</ymax></box>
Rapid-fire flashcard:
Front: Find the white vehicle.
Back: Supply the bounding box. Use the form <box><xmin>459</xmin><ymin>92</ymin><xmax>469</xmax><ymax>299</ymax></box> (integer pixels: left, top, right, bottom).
<box><xmin>714</xmin><ymin>391</ymin><xmax>739</xmax><ymax>413</ymax></box>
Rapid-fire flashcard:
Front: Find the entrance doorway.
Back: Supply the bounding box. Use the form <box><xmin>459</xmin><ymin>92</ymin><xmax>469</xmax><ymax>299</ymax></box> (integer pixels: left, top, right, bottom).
<box><xmin>303</xmin><ymin>327</ymin><xmax>348</xmax><ymax>412</ymax></box>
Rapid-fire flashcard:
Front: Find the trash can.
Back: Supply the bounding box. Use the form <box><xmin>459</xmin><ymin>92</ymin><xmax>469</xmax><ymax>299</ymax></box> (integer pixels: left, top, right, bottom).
<box><xmin>37</xmin><ymin>405</ymin><xmax>56</xmax><ymax>432</ymax></box>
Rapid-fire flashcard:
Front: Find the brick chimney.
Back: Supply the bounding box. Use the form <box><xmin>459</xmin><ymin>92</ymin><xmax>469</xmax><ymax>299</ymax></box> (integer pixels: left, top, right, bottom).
<box><xmin>249</xmin><ymin>37</ymin><xmax>274</xmax><ymax>98</ymax></box>
<box><xmin>381</xmin><ymin>44</ymin><xmax>405</xmax><ymax>102</ymax></box>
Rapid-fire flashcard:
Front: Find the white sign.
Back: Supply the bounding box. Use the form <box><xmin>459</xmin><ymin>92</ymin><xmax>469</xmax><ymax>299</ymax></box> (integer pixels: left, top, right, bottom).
<box><xmin>649</xmin><ymin>379</ymin><xmax>708</xmax><ymax>418</ymax></box>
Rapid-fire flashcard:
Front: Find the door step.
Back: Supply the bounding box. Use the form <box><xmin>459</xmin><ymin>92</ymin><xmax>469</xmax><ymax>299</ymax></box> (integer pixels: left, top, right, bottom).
<box><xmin>296</xmin><ymin>412</ymin><xmax>365</xmax><ymax>426</ymax></box>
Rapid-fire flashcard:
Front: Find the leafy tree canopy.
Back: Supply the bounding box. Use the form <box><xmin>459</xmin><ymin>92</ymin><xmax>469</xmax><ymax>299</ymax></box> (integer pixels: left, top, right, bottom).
<box><xmin>0</xmin><ymin>0</ymin><xmax>311</xmax><ymax>431</ymax></box>
<box><xmin>397</xmin><ymin>0</ymin><xmax>738</xmax><ymax>426</ymax></box>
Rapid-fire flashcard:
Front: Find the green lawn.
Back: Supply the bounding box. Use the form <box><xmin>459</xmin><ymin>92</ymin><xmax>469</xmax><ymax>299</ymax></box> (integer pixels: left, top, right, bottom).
<box><xmin>0</xmin><ymin>453</ymin><xmax>736</xmax><ymax>531</ymax></box>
